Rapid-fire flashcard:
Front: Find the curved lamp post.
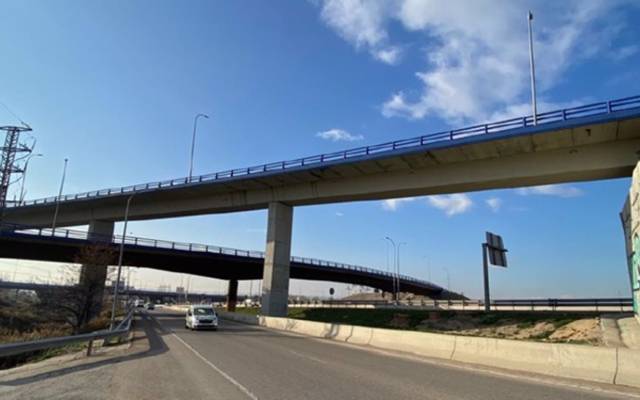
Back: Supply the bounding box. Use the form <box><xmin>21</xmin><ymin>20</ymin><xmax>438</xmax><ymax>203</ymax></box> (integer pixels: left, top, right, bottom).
<box><xmin>189</xmin><ymin>113</ymin><xmax>209</xmax><ymax>180</ymax></box>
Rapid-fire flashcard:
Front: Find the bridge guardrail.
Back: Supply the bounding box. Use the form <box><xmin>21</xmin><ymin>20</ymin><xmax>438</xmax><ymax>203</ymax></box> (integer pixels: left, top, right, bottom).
<box><xmin>289</xmin><ymin>298</ymin><xmax>633</xmax><ymax>312</ymax></box>
<box><xmin>9</xmin><ymin>95</ymin><xmax>640</xmax><ymax>208</ymax></box>
<box><xmin>0</xmin><ymin>223</ymin><xmax>439</xmax><ymax>290</ymax></box>
<box><xmin>0</xmin><ymin>306</ymin><xmax>136</xmax><ymax>358</ymax></box>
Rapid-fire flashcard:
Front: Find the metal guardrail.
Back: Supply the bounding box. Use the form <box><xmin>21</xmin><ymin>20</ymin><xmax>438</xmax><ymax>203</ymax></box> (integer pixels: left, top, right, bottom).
<box><xmin>0</xmin><ymin>223</ymin><xmax>439</xmax><ymax>289</ymax></box>
<box><xmin>293</xmin><ymin>298</ymin><xmax>633</xmax><ymax>311</ymax></box>
<box><xmin>0</xmin><ymin>306</ymin><xmax>136</xmax><ymax>358</ymax></box>
<box><xmin>9</xmin><ymin>95</ymin><xmax>640</xmax><ymax>208</ymax></box>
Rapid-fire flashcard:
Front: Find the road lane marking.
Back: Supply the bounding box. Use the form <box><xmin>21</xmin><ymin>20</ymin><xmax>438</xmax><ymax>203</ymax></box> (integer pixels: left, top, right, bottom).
<box><xmin>287</xmin><ymin>349</ymin><xmax>329</xmax><ymax>365</ymax></box>
<box><xmin>171</xmin><ymin>333</ymin><xmax>259</xmax><ymax>400</ymax></box>
<box><xmin>152</xmin><ymin>311</ymin><xmax>640</xmax><ymax>399</ymax></box>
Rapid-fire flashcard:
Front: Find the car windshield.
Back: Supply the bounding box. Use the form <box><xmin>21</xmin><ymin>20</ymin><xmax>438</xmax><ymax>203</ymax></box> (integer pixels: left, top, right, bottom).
<box><xmin>193</xmin><ymin>308</ymin><xmax>214</xmax><ymax>316</ymax></box>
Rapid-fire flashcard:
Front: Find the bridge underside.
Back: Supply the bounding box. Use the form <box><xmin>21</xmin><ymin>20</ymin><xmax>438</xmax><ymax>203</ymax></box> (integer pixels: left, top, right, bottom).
<box><xmin>0</xmin><ymin>233</ymin><xmax>445</xmax><ymax>297</ymax></box>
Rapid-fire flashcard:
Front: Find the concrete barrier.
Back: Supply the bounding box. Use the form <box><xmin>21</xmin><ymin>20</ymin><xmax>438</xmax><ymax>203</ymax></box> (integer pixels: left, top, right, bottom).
<box><xmin>451</xmin><ymin>335</ymin><xmax>617</xmax><ymax>384</ymax></box>
<box><xmin>369</xmin><ymin>327</ymin><xmax>456</xmax><ymax>360</ymax></box>
<box><xmin>616</xmin><ymin>347</ymin><xmax>640</xmax><ymax>387</ymax></box>
<box><xmin>236</xmin><ymin>315</ymin><xmax>640</xmax><ymax>389</ymax></box>
<box><xmin>217</xmin><ymin>311</ymin><xmax>259</xmax><ymax>325</ymax></box>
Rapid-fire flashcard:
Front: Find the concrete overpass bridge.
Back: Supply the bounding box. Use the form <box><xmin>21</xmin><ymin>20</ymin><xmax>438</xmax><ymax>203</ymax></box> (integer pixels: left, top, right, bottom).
<box><xmin>3</xmin><ymin>95</ymin><xmax>640</xmax><ymax>316</ymax></box>
<box><xmin>0</xmin><ymin>224</ymin><xmax>445</xmax><ymax>302</ymax></box>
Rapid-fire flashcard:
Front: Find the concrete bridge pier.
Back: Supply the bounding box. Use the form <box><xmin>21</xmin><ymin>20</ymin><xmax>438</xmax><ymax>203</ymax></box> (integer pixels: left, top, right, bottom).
<box><xmin>79</xmin><ymin>220</ymin><xmax>114</xmax><ymax>321</ymax></box>
<box><xmin>261</xmin><ymin>202</ymin><xmax>293</xmax><ymax>317</ymax></box>
<box><xmin>226</xmin><ymin>279</ymin><xmax>238</xmax><ymax>312</ymax></box>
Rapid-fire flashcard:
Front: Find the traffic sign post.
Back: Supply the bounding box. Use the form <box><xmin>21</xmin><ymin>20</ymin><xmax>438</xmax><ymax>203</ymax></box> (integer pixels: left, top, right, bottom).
<box><xmin>482</xmin><ymin>232</ymin><xmax>508</xmax><ymax>312</ymax></box>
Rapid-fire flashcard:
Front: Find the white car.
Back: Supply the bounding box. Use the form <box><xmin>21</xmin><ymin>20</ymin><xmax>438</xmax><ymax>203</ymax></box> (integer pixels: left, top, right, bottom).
<box><xmin>185</xmin><ymin>305</ymin><xmax>218</xmax><ymax>330</ymax></box>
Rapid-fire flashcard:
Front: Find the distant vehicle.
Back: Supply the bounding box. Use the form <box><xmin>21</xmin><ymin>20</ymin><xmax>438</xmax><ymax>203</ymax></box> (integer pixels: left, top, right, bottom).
<box><xmin>185</xmin><ymin>304</ymin><xmax>218</xmax><ymax>331</ymax></box>
<box><xmin>134</xmin><ymin>299</ymin><xmax>145</xmax><ymax>308</ymax></box>
<box><xmin>144</xmin><ymin>303</ymin><xmax>155</xmax><ymax>310</ymax></box>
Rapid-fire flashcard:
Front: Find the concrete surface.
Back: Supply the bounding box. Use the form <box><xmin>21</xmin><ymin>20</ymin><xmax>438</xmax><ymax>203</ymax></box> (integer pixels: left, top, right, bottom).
<box><xmin>255</xmin><ymin>315</ymin><xmax>640</xmax><ymax>388</ymax></box>
<box><xmin>619</xmin><ymin>317</ymin><xmax>640</xmax><ymax>350</ymax></box>
<box><xmin>2</xmin><ymin>309</ymin><xmax>640</xmax><ymax>399</ymax></box>
<box><xmin>602</xmin><ymin>314</ymin><xmax>640</xmax><ymax>350</ymax></box>
<box><xmin>261</xmin><ymin>202</ymin><xmax>293</xmax><ymax>317</ymax></box>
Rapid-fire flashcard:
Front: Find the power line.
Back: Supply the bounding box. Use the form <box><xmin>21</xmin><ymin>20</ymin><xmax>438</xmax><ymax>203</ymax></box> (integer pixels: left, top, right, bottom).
<box><xmin>0</xmin><ymin>100</ymin><xmax>29</xmax><ymax>128</ymax></box>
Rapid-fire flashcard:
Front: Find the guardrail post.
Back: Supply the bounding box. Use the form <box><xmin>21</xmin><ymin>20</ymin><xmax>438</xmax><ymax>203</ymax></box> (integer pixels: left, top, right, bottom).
<box><xmin>86</xmin><ymin>340</ymin><xmax>93</xmax><ymax>356</ymax></box>
<box><xmin>620</xmin><ymin>299</ymin><xmax>623</xmax><ymax>312</ymax></box>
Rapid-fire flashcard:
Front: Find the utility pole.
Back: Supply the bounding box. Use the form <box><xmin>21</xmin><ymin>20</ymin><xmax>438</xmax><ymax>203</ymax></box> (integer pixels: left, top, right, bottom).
<box><xmin>110</xmin><ymin>193</ymin><xmax>134</xmax><ymax>330</ymax></box>
<box><xmin>528</xmin><ymin>11</ymin><xmax>538</xmax><ymax>126</ymax></box>
<box><xmin>0</xmin><ymin>125</ymin><xmax>33</xmax><ymax>213</ymax></box>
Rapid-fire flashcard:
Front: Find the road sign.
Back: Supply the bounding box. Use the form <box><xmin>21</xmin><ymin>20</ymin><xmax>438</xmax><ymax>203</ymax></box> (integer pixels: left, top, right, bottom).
<box><xmin>483</xmin><ymin>232</ymin><xmax>509</xmax><ymax>312</ymax></box>
<box><xmin>486</xmin><ymin>232</ymin><xmax>508</xmax><ymax>267</ymax></box>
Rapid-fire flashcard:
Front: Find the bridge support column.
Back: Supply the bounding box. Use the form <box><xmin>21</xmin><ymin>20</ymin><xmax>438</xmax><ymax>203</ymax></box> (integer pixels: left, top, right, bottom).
<box><xmin>261</xmin><ymin>202</ymin><xmax>293</xmax><ymax>317</ymax></box>
<box><xmin>79</xmin><ymin>220</ymin><xmax>114</xmax><ymax>322</ymax></box>
<box><xmin>227</xmin><ymin>279</ymin><xmax>238</xmax><ymax>312</ymax></box>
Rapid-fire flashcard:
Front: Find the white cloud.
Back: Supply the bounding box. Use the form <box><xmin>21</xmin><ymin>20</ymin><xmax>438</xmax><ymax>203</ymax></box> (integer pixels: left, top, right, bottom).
<box><xmin>335</xmin><ymin>211</ymin><xmax>344</xmax><ymax>217</ymax></box>
<box><xmin>611</xmin><ymin>44</ymin><xmax>639</xmax><ymax>61</ymax></box>
<box><xmin>427</xmin><ymin>194</ymin><xmax>472</xmax><ymax>216</ymax></box>
<box><xmin>319</xmin><ymin>0</ymin><xmax>400</xmax><ymax>65</ymax></box>
<box><xmin>373</xmin><ymin>46</ymin><xmax>403</xmax><ymax>65</ymax></box>
<box><xmin>486</xmin><ymin>197</ymin><xmax>502</xmax><ymax>213</ymax></box>
<box><xmin>316</xmin><ymin>128</ymin><xmax>364</xmax><ymax>142</ymax></box>
<box><xmin>317</xmin><ymin>0</ymin><xmax>631</xmax><ymax>123</ymax></box>
<box><xmin>516</xmin><ymin>184</ymin><xmax>584</xmax><ymax>198</ymax></box>
<box><xmin>381</xmin><ymin>197</ymin><xmax>416</xmax><ymax>211</ymax></box>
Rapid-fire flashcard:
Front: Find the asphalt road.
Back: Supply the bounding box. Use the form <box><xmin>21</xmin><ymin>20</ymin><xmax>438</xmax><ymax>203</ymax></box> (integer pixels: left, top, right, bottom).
<box><xmin>1</xmin><ymin>308</ymin><xmax>639</xmax><ymax>400</ymax></box>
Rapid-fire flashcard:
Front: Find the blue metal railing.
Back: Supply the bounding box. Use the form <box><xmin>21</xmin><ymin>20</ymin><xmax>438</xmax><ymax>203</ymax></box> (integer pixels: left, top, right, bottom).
<box><xmin>10</xmin><ymin>95</ymin><xmax>640</xmax><ymax>208</ymax></box>
<box><xmin>0</xmin><ymin>223</ymin><xmax>439</xmax><ymax>289</ymax></box>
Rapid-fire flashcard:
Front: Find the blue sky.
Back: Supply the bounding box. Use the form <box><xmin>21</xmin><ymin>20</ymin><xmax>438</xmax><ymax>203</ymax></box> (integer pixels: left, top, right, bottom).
<box><xmin>1</xmin><ymin>0</ymin><xmax>639</xmax><ymax>299</ymax></box>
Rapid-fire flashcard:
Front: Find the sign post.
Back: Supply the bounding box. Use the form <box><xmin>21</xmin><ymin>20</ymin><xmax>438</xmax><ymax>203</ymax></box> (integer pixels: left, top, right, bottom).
<box><xmin>482</xmin><ymin>232</ymin><xmax>508</xmax><ymax>312</ymax></box>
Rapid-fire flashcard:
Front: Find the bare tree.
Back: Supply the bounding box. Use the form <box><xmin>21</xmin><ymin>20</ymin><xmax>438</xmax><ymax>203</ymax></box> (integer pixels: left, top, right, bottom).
<box><xmin>40</xmin><ymin>245</ymin><xmax>116</xmax><ymax>333</ymax></box>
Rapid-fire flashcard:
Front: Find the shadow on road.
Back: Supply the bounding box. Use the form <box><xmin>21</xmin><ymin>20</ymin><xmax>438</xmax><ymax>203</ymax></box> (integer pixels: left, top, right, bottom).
<box><xmin>0</xmin><ymin>313</ymin><xmax>168</xmax><ymax>387</ymax></box>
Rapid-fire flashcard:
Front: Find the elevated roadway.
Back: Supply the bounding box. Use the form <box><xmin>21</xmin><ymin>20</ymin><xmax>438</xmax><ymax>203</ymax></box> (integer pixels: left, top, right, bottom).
<box><xmin>0</xmin><ymin>224</ymin><xmax>444</xmax><ymax>297</ymax></box>
<box><xmin>3</xmin><ymin>95</ymin><xmax>640</xmax><ymax>227</ymax></box>
<box><xmin>4</xmin><ymin>95</ymin><xmax>638</xmax><ymax>316</ymax></box>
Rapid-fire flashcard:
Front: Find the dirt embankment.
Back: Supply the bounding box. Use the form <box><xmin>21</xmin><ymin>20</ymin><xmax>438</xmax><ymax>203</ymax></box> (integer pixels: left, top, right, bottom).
<box><xmin>414</xmin><ymin>313</ymin><xmax>602</xmax><ymax>345</ymax></box>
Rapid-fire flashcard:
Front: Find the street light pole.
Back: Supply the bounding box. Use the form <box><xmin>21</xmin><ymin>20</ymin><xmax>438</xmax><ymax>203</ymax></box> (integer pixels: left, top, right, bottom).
<box><xmin>442</xmin><ymin>267</ymin><xmax>451</xmax><ymax>303</ymax></box>
<box><xmin>51</xmin><ymin>158</ymin><xmax>68</xmax><ymax>233</ymax></box>
<box><xmin>189</xmin><ymin>113</ymin><xmax>209</xmax><ymax>180</ymax></box>
<box><xmin>384</xmin><ymin>237</ymin><xmax>396</xmax><ymax>302</ymax></box>
<box><xmin>110</xmin><ymin>193</ymin><xmax>135</xmax><ymax>330</ymax></box>
<box><xmin>528</xmin><ymin>11</ymin><xmax>538</xmax><ymax>126</ymax></box>
<box><xmin>397</xmin><ymin>242</ymin><xmax>407</xmax><ymax>302</ymax></box>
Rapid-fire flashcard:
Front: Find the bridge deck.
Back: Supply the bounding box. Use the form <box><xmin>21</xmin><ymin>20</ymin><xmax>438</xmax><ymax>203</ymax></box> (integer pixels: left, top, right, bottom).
<box><xmin>0</xmin><ymin>225</ymin><xmax>443</xmax><ymax>296</ymax></box>
<box><xmin>4</xmin><ymin>95</ymin><xmax>640</xmax><ymax>226</ymax></box>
